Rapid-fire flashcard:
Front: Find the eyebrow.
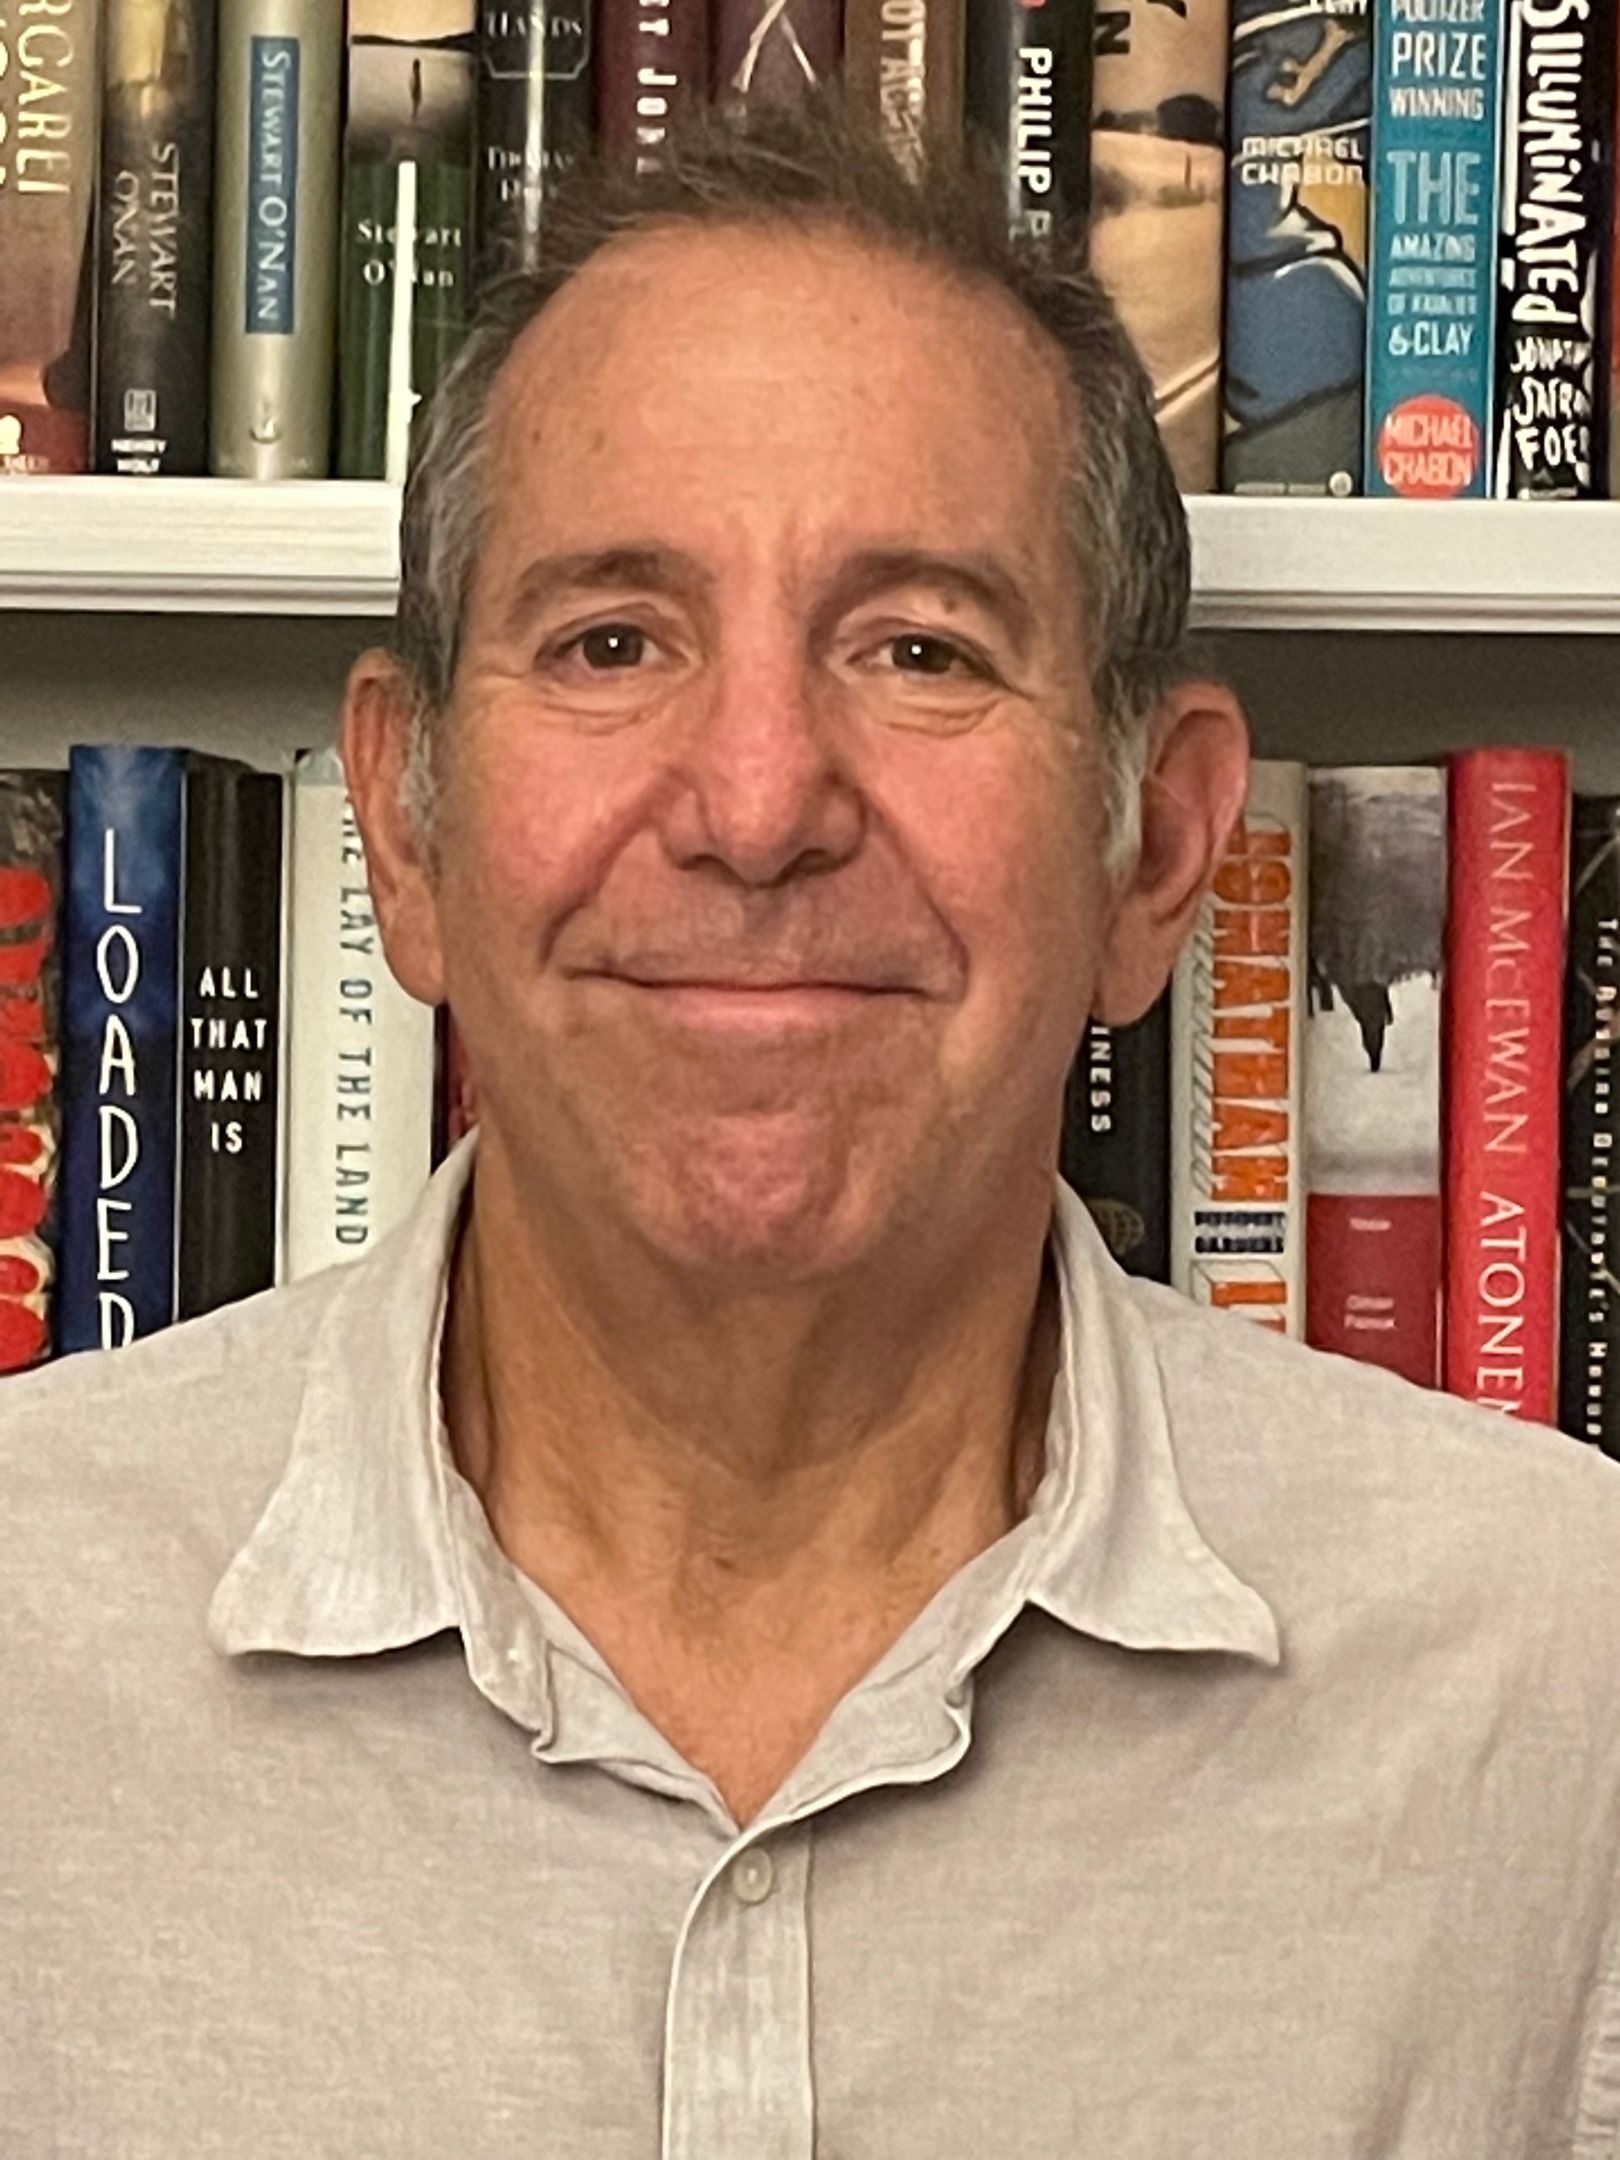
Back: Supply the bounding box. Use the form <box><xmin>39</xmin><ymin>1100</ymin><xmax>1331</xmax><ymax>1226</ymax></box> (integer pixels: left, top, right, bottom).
<box><xmin>495</xmin><ymin>542</ymin><xmax>1038</xmax><ymax>659</ymax></box>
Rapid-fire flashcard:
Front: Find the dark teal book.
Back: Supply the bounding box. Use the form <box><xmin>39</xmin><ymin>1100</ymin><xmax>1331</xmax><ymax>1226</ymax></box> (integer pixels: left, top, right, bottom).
<box><xmin>56</xmin><ymin>746</ymin><xmax>183</xmax><ymax>1354</ymax></box>
<box><xmin>1364</xmin><ymin>0</ymin><xmax>1506</xmax><ymax>497</ymax></box>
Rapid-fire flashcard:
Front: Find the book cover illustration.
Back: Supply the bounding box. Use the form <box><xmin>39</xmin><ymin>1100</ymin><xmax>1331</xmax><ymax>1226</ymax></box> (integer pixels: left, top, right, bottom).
<box><xmin>0</xmin><ymin>0</ymin><xmax>100</xmax><ymax>474</ymax></box>
<box><xmin>0</xmin><ymin>775</ymin><xmax>66</xmax><ymax>1371</ymax></box>
<box><xmin>1090</xmin><ymin>0</ymin><xmax>1231</xmax><ymax>491</ymax></box>
<box><xmin>1221</xmin><ymin>0</ymin><xmax>1371</xmax><ymax>495</ymax></box>
<box><xmin>1493</xmin><ymin>0</ymin><xmax>1615</xmax><ymax>498</ymax></box>
<box><xmin>712</xmin><ymin>0</ymin><xmax>841</xmax><ymax>109</ymax></box>
<box><xmin>1305</xmin><ymin>766</ymin><xmax>1445</xmax><ymax>1384</ymax></box>
<box><xmin>1365</xmin><ymin>0</ymin><xmax>1506</xmax><ymax>497</ymax></box>
<box><xmin>338</xmin><ymin>0</ymin><xmax>475</xmax><ymax>482</ymax></box>
<box><xmin>964</xmin><ymin>0</ymin><xmax>1092</xmax><ymax>245</ymax></box>
<box><xmin>95</xmin><ymin>0</ymin><xmax>218</xmax><ymax>476</ymax></box>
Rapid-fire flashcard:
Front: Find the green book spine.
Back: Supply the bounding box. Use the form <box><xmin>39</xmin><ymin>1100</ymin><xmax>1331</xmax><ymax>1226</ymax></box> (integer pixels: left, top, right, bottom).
<box><xmin>337</xmin><ymin>6</ymin><xmax>475</xmax><ymax>481</ymax></box>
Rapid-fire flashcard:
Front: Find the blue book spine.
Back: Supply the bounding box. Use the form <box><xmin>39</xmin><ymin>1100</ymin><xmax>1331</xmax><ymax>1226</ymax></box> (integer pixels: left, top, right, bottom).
<box><xmin>1222</xmin><ymin>0</ymin><xmax>1373</xmax><ymax>496</ymax></box>
<box><xmin>1364</xmin><ymin>0</ymin><xmax>1507</xmax><ymax>496</ymax></box>
<box><xmin>55</xmin><ymin>748</ymin><xmax>183</xmax><ymax>1354</ymax></box>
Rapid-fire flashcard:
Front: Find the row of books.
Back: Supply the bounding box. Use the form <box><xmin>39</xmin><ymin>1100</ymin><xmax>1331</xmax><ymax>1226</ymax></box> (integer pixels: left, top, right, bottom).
<box><xmin>0</xmin><ymin>3</ymin><xmax>1615</xmax><ymax>500</ymax></box>
<box><xmin>1063</xmin><ymin>748</ymin><xmax>1613</xmax><ymax>1450</ymax></box>
<box><xmin>0</xmin><ymin>745</ymin><xmax>437</xmax><ymax>1371</ymax></box>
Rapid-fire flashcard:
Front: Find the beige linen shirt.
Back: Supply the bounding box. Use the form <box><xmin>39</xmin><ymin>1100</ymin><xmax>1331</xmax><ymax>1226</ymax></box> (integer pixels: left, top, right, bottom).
<box><xmin>8</xmin><ymin>1137</ymin><xmax>1620</xmax><ymax>2157</ymax></box>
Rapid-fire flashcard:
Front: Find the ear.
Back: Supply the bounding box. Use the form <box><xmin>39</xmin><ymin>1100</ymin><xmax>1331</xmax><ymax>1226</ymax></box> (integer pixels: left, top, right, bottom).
<box><xmin>1091</xmin><ymin>679</ymin><xmax>1250</xmax><ymax>1025</ymax></box>
<box><xmin>340</xmin><ymin>650</ymin><xmax>448</xmax><ymax>1008</ymax></box>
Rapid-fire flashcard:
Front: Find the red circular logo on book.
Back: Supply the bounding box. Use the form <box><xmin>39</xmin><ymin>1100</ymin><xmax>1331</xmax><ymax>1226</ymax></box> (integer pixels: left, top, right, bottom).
<box><xmin>1376</xmin><ymin>395</ymin><xmax>1481</xmax><ymax>499</ymax></box>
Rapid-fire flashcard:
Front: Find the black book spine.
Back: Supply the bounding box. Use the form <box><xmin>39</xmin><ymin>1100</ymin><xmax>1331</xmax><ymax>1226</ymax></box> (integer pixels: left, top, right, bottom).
<box><xmin>176</xmin><ymin>759</ymin><xmax>284</xmax><ymax>1322</ymax></box>
<box><xmin>1494</xmin><ymin>0</ymin><xmax>1617</xmax><ymax>499</ymax></box>
<box><xmin>1561</xmin><ymin>795</ymin><xmax>1620</xmax><ymax>1450</ymax></box>
<box><xmin>95</xmin><ymin>0</ymin><xmax>217</xmax><ymax>475</ymax></box>
<box><xmin>964</xmin><ymin>0</ymin><xmax>1092</xmax><ymax>245</ymax></box>
<box><xmin>475</xmin><ymin>2</ymin><xmax>596</xmax><ymax>285</ymax></box>
<box><xmin>1060</xmin><ymin>997</ymin><xmax>1170</xmax><ymax>1281</ymax></box>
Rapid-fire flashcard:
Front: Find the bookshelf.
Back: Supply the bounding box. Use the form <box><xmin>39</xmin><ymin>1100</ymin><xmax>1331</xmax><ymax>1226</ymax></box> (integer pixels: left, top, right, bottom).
<box><xmin>3</xmin><ymin>482</ymin><xmax>1620</xmax><ymax>634</ymax></box>
<box><xmin>1</xmin><ymin>485</ymin><xmax>1617</xmax><ymax>789</ymax></box>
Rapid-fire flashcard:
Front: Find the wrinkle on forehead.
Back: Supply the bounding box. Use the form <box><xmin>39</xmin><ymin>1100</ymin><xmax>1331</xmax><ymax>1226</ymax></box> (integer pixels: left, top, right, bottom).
<box><xmin>459</xmin><ymin>227</ymin><xmax>1090</xmax><ymax>706</ymax></box>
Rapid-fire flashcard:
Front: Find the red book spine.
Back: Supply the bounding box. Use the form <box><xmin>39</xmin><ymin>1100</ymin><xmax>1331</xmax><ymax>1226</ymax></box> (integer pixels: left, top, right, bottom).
<box><xmin>1443</xmin><ymin>749</ymin><xmax>1570</xmax><ymax>1423</ymax></box>
<box><xmin>596</xmin><ymin>0</ymin><xmax>710</xmax><ymax>171</ymax></box>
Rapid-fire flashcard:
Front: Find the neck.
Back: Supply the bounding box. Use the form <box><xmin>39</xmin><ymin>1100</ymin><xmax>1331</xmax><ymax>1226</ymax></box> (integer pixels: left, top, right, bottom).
<box><xmin>442</xmin><ymin>1131</ymin><xmax>1060</xmax><ymax>1659</ymax></box>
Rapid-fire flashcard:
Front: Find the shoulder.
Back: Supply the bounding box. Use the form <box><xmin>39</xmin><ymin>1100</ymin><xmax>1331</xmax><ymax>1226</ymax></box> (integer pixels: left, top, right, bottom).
<box><xmin>1131</xmin><ymin>1278</ymin><xmax>1620</xmax><ymax>1673</ymax></box>
<box><xmin>0</xmin><ymin>1268</ymin><xmax>346</xmax><ymax>1611</ymax></box>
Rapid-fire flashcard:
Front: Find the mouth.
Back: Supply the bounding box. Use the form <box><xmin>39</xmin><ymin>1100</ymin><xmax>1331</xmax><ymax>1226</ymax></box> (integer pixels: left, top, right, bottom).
<box><xmin>577</xmin><ymin>973</ymin><xmax>915</xmax><ymax>1031</ymax></box>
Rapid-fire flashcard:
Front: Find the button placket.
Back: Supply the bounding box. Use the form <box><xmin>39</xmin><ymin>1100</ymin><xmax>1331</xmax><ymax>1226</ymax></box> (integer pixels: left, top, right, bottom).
<box><xmin>662</xmin><ymin>1828</ymin><xmax>814</xmax><ymax>2160</ymax></box>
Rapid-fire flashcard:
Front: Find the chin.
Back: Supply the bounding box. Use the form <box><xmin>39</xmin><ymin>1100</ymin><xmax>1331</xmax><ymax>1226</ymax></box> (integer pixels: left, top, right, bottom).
<box><xmin>618</xmin><ymin>1112</ymin><xmax>894</xmax><ymax>1281</ymax></box>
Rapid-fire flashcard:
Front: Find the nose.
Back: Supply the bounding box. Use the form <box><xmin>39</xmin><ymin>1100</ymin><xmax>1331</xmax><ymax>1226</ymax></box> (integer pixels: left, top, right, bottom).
<box><xmin>656</xmin><ymin>645</ymin><xmax>866</xmax><ymax>889</ymax></box>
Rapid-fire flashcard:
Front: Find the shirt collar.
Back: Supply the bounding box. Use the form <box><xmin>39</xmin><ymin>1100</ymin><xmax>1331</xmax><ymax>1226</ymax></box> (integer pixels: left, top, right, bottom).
<box><xmin>208</xmin><ymin>1141</ymin><xmax>1279</xmax><ymax>1704</ymax></box>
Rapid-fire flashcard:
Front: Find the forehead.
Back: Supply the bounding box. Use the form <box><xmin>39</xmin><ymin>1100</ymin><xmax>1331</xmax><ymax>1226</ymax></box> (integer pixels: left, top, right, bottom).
<box><xmin>477</xmin><ymin>220</ymin><xmax>1077</xmax><ymax>587</ymax></box>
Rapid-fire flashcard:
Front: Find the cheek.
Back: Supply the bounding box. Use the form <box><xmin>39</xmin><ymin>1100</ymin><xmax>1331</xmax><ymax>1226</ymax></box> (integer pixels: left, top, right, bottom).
<box><xmin>433</xmin><ymin>694</ymin><xmax>656</xmax><ymax>977</ymax></box>
<box><xmin>874</xmin><ymin>732</ymin><xmax>1100</xmax><ymax>1049</ymax></box>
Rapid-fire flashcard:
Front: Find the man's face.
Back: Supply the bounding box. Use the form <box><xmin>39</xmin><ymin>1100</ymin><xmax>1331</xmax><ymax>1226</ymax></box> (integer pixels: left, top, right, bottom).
<box><xmin>400</xmin><ymin>223</ymin><xmax>1120</xmax><ymax>1276</ymax></box>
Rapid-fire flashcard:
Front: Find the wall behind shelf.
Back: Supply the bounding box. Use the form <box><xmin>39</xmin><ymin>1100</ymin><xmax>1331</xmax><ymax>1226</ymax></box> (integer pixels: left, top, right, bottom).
<box><xmin>2</xmin><ymin>613</ymin><xmax>1616</xmax><ymax>789</ymax></box>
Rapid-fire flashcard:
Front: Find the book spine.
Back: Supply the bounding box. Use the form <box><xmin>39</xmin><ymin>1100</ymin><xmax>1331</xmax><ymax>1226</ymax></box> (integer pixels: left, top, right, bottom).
<box><xmin>1220</xmin><ymin>0</ymin><xmax>1371</xmax><ymax>497</ymax></box>
<box><xmin>55</xmin><ymin>747</ymin><xmax>182</xmax><ymax>1355</ymax></box>
<box><xmin>0</xmin><ymin>775</ymin><xmax>66</xmax><ymax>1372</ymax></box>
<box><xmin>282</xmin><ymin>751</ymin><xmax>436</xmax><ymax>1280</ymax></box>
<box><xmin>1443</xmin><ymin>747</ymin><xmax>1569</xmax><ymax>1422</ymax></box>
<box><xmin>1612</xmin><ymin>23</ymin><xmax>1620</xmax><ymax>500</ymax></box>
<box><xmin>210</xmin><ymin>0</ymin><xmax>343</xmax><ymax>479</ymax></box>
<box><xmin>176</xmin><ymin>760</ymin><xmax>283</xmax><ymax>1322</ymax></box>
<box><xmin>1493</xmin><ymin>0</ymin><xmax>1615</xmax><ymax>498</ymax></box>
<box><xmin>1560</xmin><ymin>795</ymin><xmax>1620</xmax><ymax>1450</ymax></box>
<box><xmin>845</xmin><ymin>0</ymin><xmax>965</xmax><ymax>180</ymax></box>
<box><xmin>595</xmin><ymin>0</ymin><xmax>709</xmax><ymax>174</ymax></box>
<box><xmin>0</xmin><ymin>0</ymin><xmax>100</xmax><ymax>474</ymax></box>
<box><xmin>712</xmin><ymin>0</ymin><xmax>841</xmax><ymax>108</ymax></box>
<box><xmin>1171</xmin><ymin>761</ymin><xmax>1308</xmax><ymax>1336</ymax></box>
<box><xmin>94</xmin><ymin>0</ymin><xmax>217</xmax><ymax>476</ymax></box>
<box><xmin>1304</xmin><ymin>765</ymin><xmax>1446</xmax><ymax>1384</ymax></box>
<box><xmin>337</xmin><ymin>9</ymin><xmax>476</xmax><ymax>482</ymax></box>
<box><xmin>963</xmin><ymin>0</ymin><xmax>1091</xmax><ymax>245</ymax></box>
<box><xmin>475</xmin><ymin>2</ymin><xmax>595</xmax><ymax>285</ymax></box>
<box><xmin>1364</xmin><ymin>0</ymin><xmax>1506</xmax><ymax>498</ymax></box>
<box><xmin>1089</xmin><ymin>0</ymin><xmax>1231</xmax><ymax>492</ymax></box>
<box><xmin>1061</xmin><ymin>997</ymin><xmax>1170</xmax><ymax>1282</ymax></box>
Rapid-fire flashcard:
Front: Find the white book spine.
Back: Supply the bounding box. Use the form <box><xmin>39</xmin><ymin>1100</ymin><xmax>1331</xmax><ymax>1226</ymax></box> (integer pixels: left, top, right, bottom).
<box><xmin>280</xmin><ymin>749</ymin><xmax>436</xmax><ymax>1281</ymax></box>
<box><xmin>1170</xmin><ymin>758</ymin><xmax>1309</xmax><ymax>1338</ymax></box>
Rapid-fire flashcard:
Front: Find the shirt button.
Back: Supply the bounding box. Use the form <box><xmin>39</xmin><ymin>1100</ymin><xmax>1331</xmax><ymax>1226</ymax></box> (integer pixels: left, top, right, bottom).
<box><xmin>730</xmin><ymin>1847</ymin><xmax>775</xmax><ymax>1905</ymax></box>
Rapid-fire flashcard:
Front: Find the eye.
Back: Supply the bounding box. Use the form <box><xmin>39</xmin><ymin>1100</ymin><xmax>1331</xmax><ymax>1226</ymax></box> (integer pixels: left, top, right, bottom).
<box><xmin>871</xmin><ymin>631</ymin><xmax>995</xmax><ymax>684</ymax></box>
<box><xmin>567</xmin><ymin>623</ymin><xmax>648</xmax><ymax>670</ymax></box>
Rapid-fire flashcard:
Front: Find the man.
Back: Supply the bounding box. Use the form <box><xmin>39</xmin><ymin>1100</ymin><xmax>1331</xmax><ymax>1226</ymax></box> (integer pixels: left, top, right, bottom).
<box><xmin>6</xmin><ymin>96</ymin><xmax>1620</xmax><ymax>2159</ymax></box>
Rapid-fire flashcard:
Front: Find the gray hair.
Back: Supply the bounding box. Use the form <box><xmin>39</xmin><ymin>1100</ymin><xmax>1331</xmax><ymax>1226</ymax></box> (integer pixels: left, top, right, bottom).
<box><xmin>393</xmin><ymin>89</ymin><xmax>1191</xmax><ymax>861</ymax></box>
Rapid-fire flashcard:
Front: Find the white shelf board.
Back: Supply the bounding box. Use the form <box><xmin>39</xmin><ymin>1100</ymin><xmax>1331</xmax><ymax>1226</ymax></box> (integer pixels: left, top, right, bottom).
<box><xmin>0</xmin><ymin>477</ymin><xmax>400</xmax><ymax>616</ymax></box>
<box><xmin>1189</xmin><ymin>498</ymin><xmax>1620</xmax><ymax>635</ymax></box>
<box><xmin>2</xmin><ymin>479</ymin><xmax>1619</xmax><ymax>632</ymax></box>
